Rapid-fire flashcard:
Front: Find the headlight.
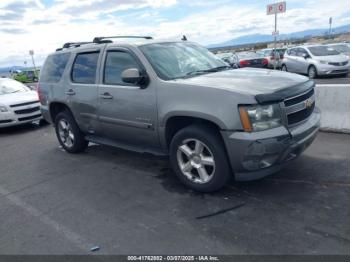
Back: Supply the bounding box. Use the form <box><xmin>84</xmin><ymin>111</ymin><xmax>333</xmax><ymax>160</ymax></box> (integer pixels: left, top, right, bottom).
<box><xmin>239</xmin><ymin>104</ymin><xmax>282</xmax><ymax>132</ymax></box>
<box><xmin>318</xmin><ymin>60</ymin><xmax>328</xmax><ymax>64</ymax></box>
<box><xmin>0</xmin><ymin>106</ymin><xmax>8</xmax><ymax>113</ymax></box>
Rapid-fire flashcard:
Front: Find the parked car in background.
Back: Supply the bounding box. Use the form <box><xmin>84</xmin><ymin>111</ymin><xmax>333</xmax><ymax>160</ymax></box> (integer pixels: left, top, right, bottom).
<box><xmin>281</xmin><ymin>45</ymin><xmax>349</xmax><ymax>78</ymax></box>
<box><xmin>216</xmin><ymin>52</ymin><xmax>239</xmax><ymax>68</ymax></box>
<box><xmin>39</xmin><ymin>36</ymin><xmax>320</xmax><ymax>192</ymax></box>
<box><xmin>258</xmin><ymin>48</ymin><xmax>286</xmax><ymax>69</ymax></box>
<box><xmin>13</xmin><ymin>69</ymin><xmax>40</xmax><ymax>83</ymax></box>
<box><xmin>236</xmin><ymin>52</ymin><xmax>268</xmax><ymax>68</ymax></box>
<box><xmin>326</xmin><ymin>43</ymin><xmax>350</xmax><ymax>60</ymax></box>
<box><xmin>0</xmin><ymin>78</ymin><xmax>42</xmax><ymax>128</ymax></box>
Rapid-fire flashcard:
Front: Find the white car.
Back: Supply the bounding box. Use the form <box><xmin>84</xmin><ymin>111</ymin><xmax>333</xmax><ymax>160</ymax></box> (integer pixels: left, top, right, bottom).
<box><xmin>0</xmin><ymin>78</ymin><xmax>42</xmax><ymax>128</ymax></box>
<box><xmin>281</xmin><ymin>45</ymin><xmax>349</xmax><ymax>78</ymax></box>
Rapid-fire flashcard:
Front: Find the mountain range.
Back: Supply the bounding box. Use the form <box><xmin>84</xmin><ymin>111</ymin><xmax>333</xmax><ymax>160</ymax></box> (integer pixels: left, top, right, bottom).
<box><xmin>1</xmin><ymin>23</ymin><xmax>350</xmax><ymax>72</ymax></box>
<box><xmin>208</xmin><ymin>23</ymin><xmax>350</xmax><ymax>48</ymax></box>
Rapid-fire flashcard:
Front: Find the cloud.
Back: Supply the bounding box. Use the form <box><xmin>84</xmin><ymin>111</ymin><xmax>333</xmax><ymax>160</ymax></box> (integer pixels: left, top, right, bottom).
<box><xmin>0</xmin><ymin>0</ymin><xmax>349</xmax><ymax>67</ymax></box>
<box><xmin>56</xmin><ymin>0</ymin><xmax>177</xmax><ymax>17</ymax></box>
<box><xmin>0</xmin><ymin>28</ymin><xmax>27</xmax><ymax>34</ymax></box>
<box><xmin>31</xmin><ymin>18</ymin><xmax>55</xmax><ymax>25</ymax></box>
<box><xmin>0</xmin><ymin>12</ymin><xmax>23</xmax><ymax>21</ymax></box>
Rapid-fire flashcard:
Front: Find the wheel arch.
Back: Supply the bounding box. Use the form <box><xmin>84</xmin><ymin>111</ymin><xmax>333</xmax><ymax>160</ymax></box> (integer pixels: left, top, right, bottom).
<box><xmin>162</xmin><ymin>113</ymin><xmax>226</xmax><ymax>150</ymax></box>
<box><xmin>49</xmin><ymin>101</ymin><xmax>73</xmax><ymax>122</ymax></box>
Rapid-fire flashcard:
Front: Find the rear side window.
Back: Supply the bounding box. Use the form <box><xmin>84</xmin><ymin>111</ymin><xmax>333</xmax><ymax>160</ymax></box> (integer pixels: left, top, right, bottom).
<box><xmin>40</xmin><ymin>53</ymin><xmax>70</xmax><ymax>83</ymax></box>
<box><xmin>104</xmin><ymin>51</ymin><xmax>140</xmax><ymax>85</ymax></box>
<box><xmin>71</xmin><ymin>52</ymin><xmax>99</xmax><ymax>84</ymax></box>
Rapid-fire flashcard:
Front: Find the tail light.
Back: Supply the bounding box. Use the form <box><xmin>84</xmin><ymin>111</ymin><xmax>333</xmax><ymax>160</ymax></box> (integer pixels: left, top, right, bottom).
<box><xmin>262</xmin><ymin>58</ymin><xmax>268</xmax><ymax>65</ymax></box>
<box><xmin>37</xmin><ymin>83</ymin><xmax>44</xmax><ymax>104</ymax></box>
<box><xmin>239</xmin><ymin>60</ymin><xmax>250</xmax><ymax>67</ymax></box>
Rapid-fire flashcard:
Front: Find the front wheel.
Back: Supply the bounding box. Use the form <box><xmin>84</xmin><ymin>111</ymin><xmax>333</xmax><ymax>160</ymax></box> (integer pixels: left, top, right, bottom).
<box><xmin>54</xmin><ymin>111</ymin><xmax>88</xmax><ymax>153</ymax></box>
<box><xmin>308</xmin><ymin>65</ymin><xmax>317</xmax><ymax>79</ymax></box>
<box><xmin>169</xmin><ymin>125</ymin><xmax>231</xmax><ymax>192</ymax></box>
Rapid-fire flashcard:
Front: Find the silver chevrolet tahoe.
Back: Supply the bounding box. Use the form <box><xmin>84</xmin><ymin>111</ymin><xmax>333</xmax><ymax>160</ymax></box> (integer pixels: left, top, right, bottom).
<box><xmin>39</xmin><ymin>36</ymin><xmax>320</xmax><ymax>192</ymax></box>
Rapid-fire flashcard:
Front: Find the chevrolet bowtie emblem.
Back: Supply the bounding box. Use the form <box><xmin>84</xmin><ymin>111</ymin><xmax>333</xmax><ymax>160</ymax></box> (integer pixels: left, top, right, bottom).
<box><xmin>305</xmin><ymin>98</ymin><xmax>314</xmax><ymax>109</ymax></box>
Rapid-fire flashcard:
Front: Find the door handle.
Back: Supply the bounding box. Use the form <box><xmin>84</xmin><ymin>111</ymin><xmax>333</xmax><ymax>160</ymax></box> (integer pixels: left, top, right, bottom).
<box><xmin>100</xmin><ymin>92</ymin><xmax>113</xmax><ymax>99</ymax></box>
<box><xmin>65</xmin><ymin>89</ymin><xmax>76</xmax><ymax>96</ymax></box>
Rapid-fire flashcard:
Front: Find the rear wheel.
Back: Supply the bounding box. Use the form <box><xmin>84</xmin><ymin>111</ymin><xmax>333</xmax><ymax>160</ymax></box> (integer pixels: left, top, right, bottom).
<box><xmin>308</xmin><ymin>65</ymin><xmax>317</xmax><ymax>79</ymax></box>
<box><xmin>169</xmin><ymin>125</ymin><xmax>231</xmax><ymax>192</ymax></box>
<box><xmin>281</xmin><ymin>64</ymin><xmax>288</xmax><ymax>72</ymax></box>
<box><xmin>54</xmin><ymin>111</ymin><xmax>88</xmax><ymax>153</ymax></box>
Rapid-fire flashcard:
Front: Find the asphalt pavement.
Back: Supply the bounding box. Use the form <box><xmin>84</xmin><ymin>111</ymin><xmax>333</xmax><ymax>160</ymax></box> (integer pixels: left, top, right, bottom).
<box><xmin>0</xmin><ymin>124</ymin><xmax>350</xmax><ymax>255</ymax></box>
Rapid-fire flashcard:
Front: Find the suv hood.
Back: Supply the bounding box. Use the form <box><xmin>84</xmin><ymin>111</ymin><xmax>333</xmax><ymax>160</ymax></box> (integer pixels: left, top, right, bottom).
<box><xmin>0</xmin><ymin>91</ymin><xmax>39</xmax><ymax>106</ymax></box>
<box><xmin>171</xmin><ymin>68</ymin><xmax>310</xmax><ymax>96</ymax></box>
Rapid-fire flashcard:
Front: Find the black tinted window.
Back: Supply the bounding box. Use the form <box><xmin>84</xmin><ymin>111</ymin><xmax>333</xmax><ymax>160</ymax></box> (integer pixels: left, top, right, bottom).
<box><xmin>40</xmin><ymin>53</ymin><xmax>70</xmax><ymax>83</ymax></box>
<box><xmin>72</xmin><ymin>52</ymin><xmax>99</xmax><ymax>84</ymax></box>
<box><xmin>104</xmin><ymin>51</ymin><xmax>140</xmax><ymax>85</ymax></box>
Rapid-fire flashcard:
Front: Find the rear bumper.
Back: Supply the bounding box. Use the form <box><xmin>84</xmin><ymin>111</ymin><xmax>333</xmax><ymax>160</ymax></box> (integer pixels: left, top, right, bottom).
<box><xmin>41</xmin><ymin>106</ymin><xmax>52</xmax><ymax>124</ymax></box>
<box><xmin>221</xmin><ymin>108</ymin><xmax>321</xmax><ymax>181</ymax></box>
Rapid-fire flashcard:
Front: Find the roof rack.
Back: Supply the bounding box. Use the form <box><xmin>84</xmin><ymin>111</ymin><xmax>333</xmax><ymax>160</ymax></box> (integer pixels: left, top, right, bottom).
<box><xmin>56</xmin><ymin>41</ymin><xmax>93</xmax><ymax>51</ymax></box>
<box><xmin>93</xmin><ymin>36</ymin><xmax>153</xmax><ymax>44</ymax></box>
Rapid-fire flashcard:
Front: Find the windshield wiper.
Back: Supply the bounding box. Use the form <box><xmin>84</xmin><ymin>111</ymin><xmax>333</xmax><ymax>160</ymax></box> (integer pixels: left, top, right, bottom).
<box><xmin>186</xmin><ymin>66</ymin><xmax>231</xmax><ymax>76</ymax></box>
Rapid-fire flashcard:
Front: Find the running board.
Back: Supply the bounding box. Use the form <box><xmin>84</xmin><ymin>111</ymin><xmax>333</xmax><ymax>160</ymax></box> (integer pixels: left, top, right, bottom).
<box><xmin>85</xmin><ymin>135</ymin><xmax>167</xmax><ymax>156</ymax></box>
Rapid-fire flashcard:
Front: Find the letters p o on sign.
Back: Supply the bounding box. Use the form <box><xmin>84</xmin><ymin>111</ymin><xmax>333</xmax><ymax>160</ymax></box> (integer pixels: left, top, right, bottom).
<box><xmin>267</xmin><ymin>1</ymin><xmax>286</xmax><ymax>15</ymax></box>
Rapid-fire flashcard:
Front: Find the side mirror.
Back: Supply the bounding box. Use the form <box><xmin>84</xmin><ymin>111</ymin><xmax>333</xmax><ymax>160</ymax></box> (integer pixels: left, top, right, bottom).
<box><xmin>121</xmin><ymin>68</ymin><xmax>148</xmax><ymax>88</ymax></box>
<box><xmin>302</xmin><ymin>53</ymin><xmax>308</xmax><ymax>59</ymax></box>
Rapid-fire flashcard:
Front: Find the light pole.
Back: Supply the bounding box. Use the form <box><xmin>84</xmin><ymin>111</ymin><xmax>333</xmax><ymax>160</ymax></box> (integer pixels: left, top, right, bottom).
<box><xmin>329</xmin><ymin>17</ymin><xmax>333</xmax><ymax>39</ymax></box>
<box><xmin>29</xmin><ymin>50</ymin><xmax>37</xmax><ymax>76</ymax></box>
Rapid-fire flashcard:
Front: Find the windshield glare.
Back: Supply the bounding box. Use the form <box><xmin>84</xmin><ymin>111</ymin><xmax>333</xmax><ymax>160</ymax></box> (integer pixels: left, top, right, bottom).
<box><xmin>0</xmin><ymin>79</ymin><xmax>30</xmax><ymax>95</ymax></box>
<box><xmin>308</xmin><ymin>46</ymin><xmax>340</xmax><ymax>56</ymax></box>
<box><xmin>140</xmin><ymin>43</ymin><xmax>228</xmax><ymax>80</ymax></box>
<box><xmin>329</xmin><ymin>44</ymin><xmax>350</xmax><ymax>53</ymax></box>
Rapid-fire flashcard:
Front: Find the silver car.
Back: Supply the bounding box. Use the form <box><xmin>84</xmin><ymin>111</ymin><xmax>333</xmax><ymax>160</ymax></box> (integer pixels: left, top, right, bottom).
<box><xmin>281</xmin><ymin>45</ymin><xmax>350</xmax><ymax>78</ymax></box>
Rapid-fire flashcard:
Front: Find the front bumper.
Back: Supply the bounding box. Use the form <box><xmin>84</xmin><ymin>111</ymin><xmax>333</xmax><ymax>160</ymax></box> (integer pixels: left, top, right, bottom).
<box><xmin>0</xmin><ymin>112</ymin><xmax>42</xmax><ymax>128</ymax></box>
<box><xmin>317</xmin><ymin>64</ymin><xmax>349</xmax><ymax>75</ymax></box>
<box><xmin>0</xmin><ymin>102</ymin><xmax>42</xmax><ymax>128</ymax></box>
<box><xmin>221</xmin><ymin>108</ymin><xmax>321</xmax><ymax>181</ymax></box>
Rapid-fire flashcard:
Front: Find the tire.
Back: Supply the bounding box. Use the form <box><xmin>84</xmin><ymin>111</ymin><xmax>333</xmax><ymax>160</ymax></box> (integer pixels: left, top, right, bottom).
<box><xmin>281</xmin><ymin>64</ymin><xmax>288</xmax><ymax>72</ymax></box>
<box><xmin>169</xmin><ymin>125</ymin><xmax>231</xmax><ymax>192</ymax></box>
<box><xmin>308</xmin><ymin>65</ymin><xmax>317</xmax><ymax>79</ymax></box>
<box><xmin>54</xmin><ymin>110</ymin><xmax>88</xmax><ymax>153</ymax></box>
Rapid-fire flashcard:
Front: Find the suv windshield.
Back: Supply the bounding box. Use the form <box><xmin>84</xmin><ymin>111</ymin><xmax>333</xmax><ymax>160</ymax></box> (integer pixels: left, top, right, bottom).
<box><xmin>140</xmin><ymin>42</ymin><xmax>229</xmax><ymax>80</ymax></box>
<box><xmin>0</xmin><ymin>79</ymin><xmax>29</xmax><ymax>95</ymax></box>
<box><xmin>308</xmin><ymin>46</ymin><xmax>340</xmax><ymax>56</ymax></box>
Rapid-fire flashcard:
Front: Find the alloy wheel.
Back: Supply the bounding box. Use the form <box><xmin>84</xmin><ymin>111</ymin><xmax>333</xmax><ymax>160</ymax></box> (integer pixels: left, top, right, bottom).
<box><xmin>176</xmin><ymin>139</ymin><xmax>215</xmax><ymax>184</ymax></box>
<box><xmin>58</xmin><ymin>119</ymin><xmax>75</xmax><ymax>148</ymax></box>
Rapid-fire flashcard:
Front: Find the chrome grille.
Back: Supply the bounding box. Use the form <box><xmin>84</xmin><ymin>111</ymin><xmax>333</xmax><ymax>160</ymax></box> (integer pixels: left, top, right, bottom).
<box><xmin>284</xmin><ymin>88</ymin><xmax>315</xmax><ymax>126</ymax></box>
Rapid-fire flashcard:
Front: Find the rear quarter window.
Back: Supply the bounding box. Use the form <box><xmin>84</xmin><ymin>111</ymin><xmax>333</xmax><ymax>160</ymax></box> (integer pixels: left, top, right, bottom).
<box><xmin>71</xmin><ymin>52</ymin><xmax>99</xmax><ymax>84</ymax></box>
<box><xmin>40</xmin><ymin>53</ymin><xmax>71</xmax><ymax>83</ymax></box>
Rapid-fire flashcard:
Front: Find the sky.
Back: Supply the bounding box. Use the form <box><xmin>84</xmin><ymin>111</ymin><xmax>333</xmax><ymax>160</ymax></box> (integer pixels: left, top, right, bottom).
<box><xmin>0</xmin><ymin>0</ymin><xmax>349</xmax><ymax>67</ymax></box>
